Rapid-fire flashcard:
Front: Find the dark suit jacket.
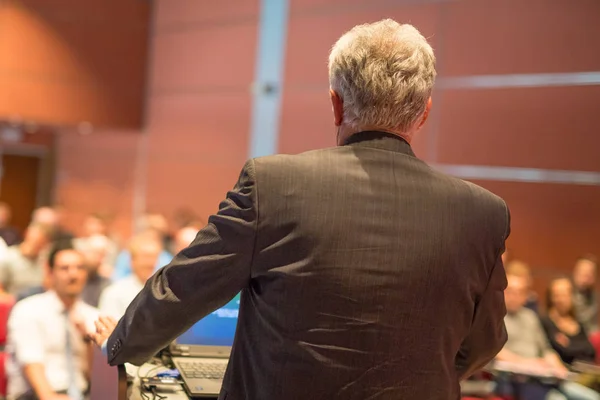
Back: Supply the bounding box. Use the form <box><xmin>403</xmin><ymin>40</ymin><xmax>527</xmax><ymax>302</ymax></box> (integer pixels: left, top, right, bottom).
<box><xmin>107</xmin><ymin>131</ymin><xmax>510</xmax><ymax>400</ymax></box>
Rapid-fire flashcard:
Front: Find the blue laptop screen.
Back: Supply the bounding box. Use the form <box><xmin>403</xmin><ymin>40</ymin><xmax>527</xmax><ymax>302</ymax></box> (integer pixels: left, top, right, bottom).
<box><xmin>177</xmin><ymin>293</ymin><xmax>240</xmax><ymax>347</ymax></box>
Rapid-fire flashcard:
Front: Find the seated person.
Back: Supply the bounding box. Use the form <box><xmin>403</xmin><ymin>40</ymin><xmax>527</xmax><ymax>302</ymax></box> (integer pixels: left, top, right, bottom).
<box><xmin>6</xmin><ymin>246</ymin><xmax>98</xmax><ymax>400</ymax></box>
<box><xmin>0</xmin><ymin>224</ymin><xmax>52</xmax><ymax>297</ymax></box>
<box><xmin>111</xmin><ymin>229</ymin><xmax>172</xmax><ymax>281</ymax></box>
<box><xmin>99</xmin><ymin>233</ymin><xmax>162</xmax><ymax>319</ymax></box>
<box><xmin>76</xmin><ymin>234</ymin><xmax>112</xmax><ymax>307</ymax></box>
<box><xmin>506</xmin><ymin>259</ymin><xmax>539</xmax><ymax>312</ymax></box>
<box><xmin>572</xmin><ymin>255</ymin><xmax>599</xmax><ymax>335</ymax></box>
<box><xmin>542</xmin><ymin>277</ymin><xmax>596</xmax><ymax>365</ymax></box>
<box><xmin>496</xmin><ymin>274</ymin><xmax>600</xmax><ymax>400</ymax></box>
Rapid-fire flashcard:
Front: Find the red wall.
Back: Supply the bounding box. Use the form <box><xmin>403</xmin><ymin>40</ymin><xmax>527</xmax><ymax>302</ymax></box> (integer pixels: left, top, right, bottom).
<box><xmin>0</xmin><ymin>0</ymin><xmax>149</xmax><ymax>128</ymax></box>
<box><xmin>55</xmin><ymin>0</ymin><xmax>600</xmax><ymax>279</ymax></box>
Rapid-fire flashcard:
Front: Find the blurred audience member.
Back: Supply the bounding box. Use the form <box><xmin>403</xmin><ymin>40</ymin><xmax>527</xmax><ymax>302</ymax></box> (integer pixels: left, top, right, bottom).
<box><xmin>32</xmin><ymin>206</ymin><xmax>74</xmax><ymax>244</ymax></box>
<box><xmin>99</xmin><ymin>233</ymin><xmax>162</xmax><ymax>319</ymax></box>
<box><xmin>0</xmin><ymin>202</ymin><xmax>22</xmax><ymax>246</ymax></box>
<box><xmin>82</xmin><ymin>213</ymin><xmax>108</xmax><ymax>237</ymax></box>
<box><xmin>173</xmin><ymin>226</ymin><xmax>198</xmax><ymax>255</ymax></box>
<box><xmin>506</xmin><ymin>259</ymin><xmax>539</xmax><ymax>312</ymax></box>
<box><xmin>542</xmin><ymin>277</ymin><xmax>596</xmax><ymax>366</ymax></box>
<box><xmin>141</xmin><ymin>212</ymin><xmax>172</xmax><ymax>250</ymax></box>
<box><xmin>77</xmin><ymin>235</ymin><xmax>112</xmax><ymax>308</ymax></box>
<box><xmin>172</xmin><ymin>207</ymin><xmax>203</xmax><ymax>230</ymax></box>
<box><xmin>0</xmin><ymin>224</ymin><xmax>52</xmax><ymax>297</ymax></box>
<box><xmin>496</xmin><ymin>275</ymin><xmax>599</xmax><ymax>400</ymax></box>
<box><xmin>112</xmin><ymin>223</ymin><xmax>172</xmax><ymax>281</ymax></box>
<box><xmin>6</xmin><ymin>246</ymin><xmax>97</xmax><ymax>400</ymax></box>
<box><xmin>573</xmin><ymin>255</ymin><xmax>599</xmax><ymax>335</ymax></box>
<box><xmin>77</xmin><ymin>213</ymin><xmax>118</xmax><ymax>265</ymax></box>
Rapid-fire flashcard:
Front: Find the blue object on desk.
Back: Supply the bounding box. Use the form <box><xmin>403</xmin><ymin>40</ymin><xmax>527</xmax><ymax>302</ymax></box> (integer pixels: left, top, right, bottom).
<box><xmin>156</xmin><ymin>369</ymin><xmax>180</xmax><ymax>378</ymax></box>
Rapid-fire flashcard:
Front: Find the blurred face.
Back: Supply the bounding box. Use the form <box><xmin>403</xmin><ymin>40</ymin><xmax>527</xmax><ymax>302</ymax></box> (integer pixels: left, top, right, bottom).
<box><xmin>84</xmin><ymin>216</ymin><xmax>106</xmax><ymax>236</ymax></box>
<box><xmin>174</xmin><ymin>227</ymin><xmax>197</xmax><ymax>254</ymax></box>
<box><xmin>549</xmin><ymin>279</ymin><xmax>573</xmax><ymax>316</ymax></box>
<box><xmin>505</xmin><ymin>275</ymin><xmax>529</xmax><ymax>313</ymax></box>
<box><xmin>51</xmin><ymin>250</ymin><xmax>88</xmax><ymax>298</ymax></box>
<box><xmin>33</xmin><ymin>207</ymin><xmax>58</xmax><ymax>227</ymax></box>
<box><xmin>574</xmin><ymin>260</ymin><xmax>596</xmax><ymax>290</ymax></box>
<box><xmin>0</xmin><ymin>205</ymin><xmax>11</xmax><ymax>225</ymax></box>
<box><xmin>22</xmin><ymin>226</ymin><xmax>50</xmax><ymax>256</ymax></box>
<box><xmin>131</xmin><ymin>241</ymin><xmax>161</xmax><ymax>282</ymax></box>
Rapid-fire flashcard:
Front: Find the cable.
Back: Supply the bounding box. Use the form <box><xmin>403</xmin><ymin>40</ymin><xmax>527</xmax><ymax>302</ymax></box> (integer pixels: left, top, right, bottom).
<box><xmin>151</xmin><ymin>387</ymin><xmax>167</xmax><ymax>400</ymax></box>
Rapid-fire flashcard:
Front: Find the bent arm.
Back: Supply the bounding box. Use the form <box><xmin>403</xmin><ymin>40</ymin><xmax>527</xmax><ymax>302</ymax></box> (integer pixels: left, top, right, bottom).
<box><xmin>107</xmin><ymin>160</ymin><xmax>258</xmax><ymax>366</ymax></box>
<box><xmin>454</xmin><ymin>253</ymin><xmax>508</xmax><ymax>380</ymax></box>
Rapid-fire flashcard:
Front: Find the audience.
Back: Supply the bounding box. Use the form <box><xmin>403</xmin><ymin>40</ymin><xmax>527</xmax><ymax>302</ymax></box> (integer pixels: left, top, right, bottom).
<box><xmin>506</xmin><ymin>259</ymin><xmax>539</xmax><ymax>313</ymax></box>
<box><xmin>76</xmin><ymin>213</ymin><xmax>119</xmax><ymax>267</ymax></box>
<box><xmin>6</xmin><ymin>245</ymin><xmax>98</xmax><ymax>400</ymax></box>
<box><xmin>497</xmin><ymin>274</ymin><xmax>599</xmax><ymax>400</ymax></box>
<box><xmin>573</xmin><ymin>255</ymin><xmax>599</xmax><ymax>335</ymax></box>
<box><xmin>31</xmin><ymin>207</ymin><xmax>74</xmax><ymax>244</ymax></box>
<box><xmin>111</xmin><ymin>214</ymin><xmax>173</xmax><ymax>280</ymax></box>
<box><xmin>173</xmin><ymin>226</ymin><xmax>198</xmax><ymax>255</ymax></box>
<box><xmin>0</xmin><ymin>224</ymin><xmax>52</xmax><ymax>298</ymax></box>
<box><xmin>542</xmin><ymin>277</ymin><xmax>596</xmax><ymax>366</ymax></box>
<box><xmin>0</xmin><ymin>202</ymin><xmax>22</xmax><ymax>246</ymax></box>
<box><xmin>99</xmin><ymin>233</ymin><xmax>162</xmax><ymax>319</ymax></box>
<box><xmin>77</xmin><ymin>235</ymin><xmax>112</xmax><ymax>308</ymax></box>
<box><xmin>0</xmin><ymin>203</ymin><xmax>598</xmax><ymax>398</ymax></box>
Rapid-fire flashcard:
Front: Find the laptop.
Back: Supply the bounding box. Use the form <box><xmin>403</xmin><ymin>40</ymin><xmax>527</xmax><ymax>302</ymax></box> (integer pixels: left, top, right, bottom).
<box><xmin>170</xmin><ymin>293</ymin><xmax>240</xmax><ymax>398</ymax></box>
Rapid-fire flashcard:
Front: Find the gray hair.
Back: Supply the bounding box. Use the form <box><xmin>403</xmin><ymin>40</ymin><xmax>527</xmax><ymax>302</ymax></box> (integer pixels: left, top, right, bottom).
<box><xmin>328</xmin><ymin>19</ymin><xmax>436</xmax><ymax>133</ymax></box>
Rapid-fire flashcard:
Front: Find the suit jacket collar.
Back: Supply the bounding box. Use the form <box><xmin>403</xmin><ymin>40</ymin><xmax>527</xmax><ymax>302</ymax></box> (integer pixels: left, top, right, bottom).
<box><xmin>343</xmin><ymin>131</ymin><xmax>416</xmax><ymax>157</ymax></box>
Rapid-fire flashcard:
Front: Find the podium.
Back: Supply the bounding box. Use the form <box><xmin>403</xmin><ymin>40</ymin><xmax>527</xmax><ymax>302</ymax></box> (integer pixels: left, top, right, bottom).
<box><xmin>90</xmin><ymin>346</ymin><xmax>128</xmax><ymax>400</ymax></box>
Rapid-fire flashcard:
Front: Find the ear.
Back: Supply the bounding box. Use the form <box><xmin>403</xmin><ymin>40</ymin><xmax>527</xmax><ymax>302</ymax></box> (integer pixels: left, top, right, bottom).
<box><xmin>330</xmin><ymin>89</ymin><xmax>343</xmax><ymax>126</ymax></box>
<box><xmin>417</xmin><ymin>97</ymin><xmax>432</xmax><ymax>129</ymax></box>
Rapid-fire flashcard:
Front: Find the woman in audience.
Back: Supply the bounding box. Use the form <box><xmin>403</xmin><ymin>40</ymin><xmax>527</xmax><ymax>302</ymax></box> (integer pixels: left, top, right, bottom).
<box><xmin>541</xmin><ymin>277</ymin><xmax>596</xmax><ymax>366</ymax></box>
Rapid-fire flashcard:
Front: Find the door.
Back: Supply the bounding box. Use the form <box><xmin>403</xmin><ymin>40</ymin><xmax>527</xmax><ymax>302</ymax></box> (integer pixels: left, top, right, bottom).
<box><xmin>0</xmin><ymin>154</ymin><xmax>40</xmax><ymax>232</ymax></box>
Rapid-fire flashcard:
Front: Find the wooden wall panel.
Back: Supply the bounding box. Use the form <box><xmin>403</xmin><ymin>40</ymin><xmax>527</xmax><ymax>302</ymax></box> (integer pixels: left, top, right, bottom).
<box><xmin>0</xmin><ymin>0</ymin><xmax>149</xmax><ymax>128</ymax></box>
<box><xmin>435</xmin><ymin>86</ymin><xmax>600</xmax><ymax>171</ymax></box>
<box><xmin>442</xmin><ymin>0</ymin><xmax>600</xmax><ymax>76</ymax></box>
<box><xmin>54</xmin><ymin>131</ymin><xmax>139</xmax><ymax>240</ymax></box>
<box><xmin>472</xmin><ymin>180</ymin><xmax>600</xmax><ymax>273</ymax></box>
<box><xmin>143</xmin><ymin>0</ymin><xmax>258</xmax><ymax>220</ymax></box>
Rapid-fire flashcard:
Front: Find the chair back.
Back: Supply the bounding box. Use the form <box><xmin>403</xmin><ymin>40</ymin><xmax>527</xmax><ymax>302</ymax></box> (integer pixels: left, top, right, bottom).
<box><xmin>90</xmin><ymin>346</ymin><xmax>127</xmax><ymax>400</ymax></box>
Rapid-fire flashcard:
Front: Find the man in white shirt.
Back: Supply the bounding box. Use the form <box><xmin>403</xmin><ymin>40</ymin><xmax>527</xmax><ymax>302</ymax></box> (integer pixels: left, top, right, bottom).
<box><xmin>98</xmin><ymin>233</ymin><xmax>162</xmax><ymax>319</ymax></box>
<box><xmin>6</xmin><ymin>246</ymin><xmax>98</xmax><ymax>400</ymax></box>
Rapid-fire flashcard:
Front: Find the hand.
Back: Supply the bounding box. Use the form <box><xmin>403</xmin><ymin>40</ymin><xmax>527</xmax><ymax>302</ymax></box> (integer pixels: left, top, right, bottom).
<box><xmin>555</xmin><ymin>333</ymin><xmax>570</xmax><ymax>347</ymax></box>
<box><xmin>553</xmin><ymin>365</ymin><xmax>570</xmax><ymax>380</ymax></box>
<box><xmin>89</xmin><ymin>315</ymin><xmax>118</xmax><ymax>347</ymax></box>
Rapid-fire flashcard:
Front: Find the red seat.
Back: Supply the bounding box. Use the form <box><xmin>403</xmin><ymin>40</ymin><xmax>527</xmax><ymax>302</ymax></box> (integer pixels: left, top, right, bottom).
<box><xmin>0</xmin><ymin>298</ymin><xmax>15</xmax><ymax>397</ymax></box>
<box><xmin>589</xmin><ymin>331</ymin><xmax>600</xmax><ymax>364</ymax></box>
<box><xmin>0</xmin><ymin>298</ymin><xmax>15</xmax><ymax>346</ymax></box>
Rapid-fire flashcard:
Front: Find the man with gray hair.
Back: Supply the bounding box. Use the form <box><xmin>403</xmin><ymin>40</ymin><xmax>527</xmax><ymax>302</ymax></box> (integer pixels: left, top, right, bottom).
<box><xmin>92</xmin><ymin>19</ymin><xmax>509</xmax><ymax>399</ymax></box>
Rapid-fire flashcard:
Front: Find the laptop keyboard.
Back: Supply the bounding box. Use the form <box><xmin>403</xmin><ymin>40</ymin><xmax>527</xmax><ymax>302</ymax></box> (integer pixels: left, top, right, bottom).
<box><xmin>178</xmin><ymin>361</ymin><xmax>227</xmax><ymax>380</ymax></box>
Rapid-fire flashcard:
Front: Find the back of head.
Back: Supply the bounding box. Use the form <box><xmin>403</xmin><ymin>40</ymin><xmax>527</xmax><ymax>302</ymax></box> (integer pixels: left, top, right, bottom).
<box><xmin>328</xmin><ymin>19</ymin><xmax>436</xmax><ymax>134</ymax></box>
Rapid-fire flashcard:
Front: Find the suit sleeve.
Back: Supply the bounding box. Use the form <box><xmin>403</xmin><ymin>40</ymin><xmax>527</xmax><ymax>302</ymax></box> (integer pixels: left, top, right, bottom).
<box><xmin>106</xmin><ymin>160</ymin><xmax>258</xmax><ymax>366</ymax></box>
<box><xmin>454</xmin><ymin>205</ymin><xmax>510</xmax><ymax>380</ymax></box>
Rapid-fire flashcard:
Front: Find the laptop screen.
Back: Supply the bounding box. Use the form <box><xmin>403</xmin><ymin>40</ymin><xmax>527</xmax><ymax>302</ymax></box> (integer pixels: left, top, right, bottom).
<box><xmin>177</xmin><ymin>293</ymin><xmax>240</xmax><ymax>347</ymax></box>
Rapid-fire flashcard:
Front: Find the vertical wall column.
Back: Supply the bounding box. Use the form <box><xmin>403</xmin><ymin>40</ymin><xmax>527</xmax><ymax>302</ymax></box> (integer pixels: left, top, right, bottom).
<box><xmin>248</xmin><ymin>0</ymin><xmax>290</xmax><ymax>158</ymax></box>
